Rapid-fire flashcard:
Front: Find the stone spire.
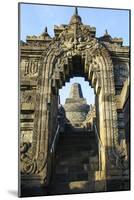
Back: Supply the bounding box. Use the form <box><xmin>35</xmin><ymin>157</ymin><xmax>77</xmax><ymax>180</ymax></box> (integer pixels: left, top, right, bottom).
<box><xmin>69</xmin><ymin>83</ymin><xmax>83</xmax><ymax>99</ymax></box>
<box><xmin>40</xmin><ymin>26</ymin><xmax>51</xmax><ymax>40</ymax></box>
<box><xmin>45</xmin><ymin>26</ymin><xmax>48</xmax><ymax>33</ymax></box>
<box><xmin>75</xmin><ymin>7</ymin><xmax>78</xmax><ymax>15</ymax></box>
<box><xmin>43</xmin><ymin>26</ymin><xmax>49</xmax><ymax>36</ymax></box>
<box><xmin>105</xmin><ymin>29</ymin><xmax>108</xmax><ymax>35</ymax></box>
<box><xmin>64</xmin><ymin>83</ymin><xmax>89</xmax><ymax>127</ymax></box>
<box><xmin>99</xmin><ymin>29</ymin><xmax>112</xmax><ymax>42</ymax></box>
<box><xmin>69</xmin><ymin>7</ymin><xmax>82</xmax><ymax>25</ymax></box>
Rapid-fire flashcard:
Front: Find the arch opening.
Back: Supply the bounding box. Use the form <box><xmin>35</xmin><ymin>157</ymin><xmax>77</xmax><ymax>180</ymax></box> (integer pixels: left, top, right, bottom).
<box><xmin>20</xmin><ymin>7</ymin><xmax>130</xmax><ymax>195</ymax></box>
<box><xmin>59</xmin><ymin>77</ymin><xmax>95</xmax><ymax>129</ymax></box>
<box><xmin>49</xmin><ymin>76</ymin><xmax>99</xmax><ymax>191</ymax></box>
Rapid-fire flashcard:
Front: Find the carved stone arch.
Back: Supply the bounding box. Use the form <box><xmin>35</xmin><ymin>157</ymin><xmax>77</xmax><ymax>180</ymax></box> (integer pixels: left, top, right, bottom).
<box><xmin>44</xmin><ymin>42</ymin><xmax>109</xmax><ymax>169</ymax></box>
<box><xmin>21</xmin><ymin>34</ymin><xmax>127</xmax><ymax>189</ymax></box>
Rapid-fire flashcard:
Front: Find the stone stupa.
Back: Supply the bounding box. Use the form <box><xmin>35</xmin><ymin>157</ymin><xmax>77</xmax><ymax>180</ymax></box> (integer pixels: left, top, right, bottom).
<box><xmin>64</xmin><ymin>83</ymin><xmax>90</xmax><ymax>127</ymax></box>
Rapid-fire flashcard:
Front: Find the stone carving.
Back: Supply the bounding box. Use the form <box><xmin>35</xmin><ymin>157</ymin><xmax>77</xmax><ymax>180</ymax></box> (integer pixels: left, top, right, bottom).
<box><xmin>24</xmin><ymin>60</ymin><xmax>39</xmax><ymax>76</ymax></box>
<box><xmin>64</xmin><ymin>83</ymin><xmax>90</xmax><ymax>127</ymax></box>
<box><xmin>21</xmin><ymin>91</ymin><xmax>35</xmax><ymax>104</ymax></box>
<box><xmin>20</xmin><ymin>142</ymin><xmax>37</xmax><ymax>174</ymax></box>
<box><xmin>20</xmin><ymin>7</ymin><xmax>129</xmax><ymax>193</ymax></box>
<box><xmin>82</xmin><ymin>105</ymin><xmax>96</xmax><ymax>129</ymax></box>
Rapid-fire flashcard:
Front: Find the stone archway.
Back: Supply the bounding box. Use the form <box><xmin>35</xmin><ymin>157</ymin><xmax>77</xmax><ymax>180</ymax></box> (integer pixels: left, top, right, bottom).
<box><xmin>20</xmin><ymin>8</ymin><xmax>129</xmax><ymax>195</ymax></box>
<box><xmin>35</xmin><ymin>17</ymin><xmax>123</xmax><ymax>185</ymax></box>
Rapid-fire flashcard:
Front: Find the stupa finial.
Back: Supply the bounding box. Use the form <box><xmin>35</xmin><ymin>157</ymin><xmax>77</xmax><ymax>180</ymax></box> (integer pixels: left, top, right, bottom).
<box><xmin>45</xmin><ymin>26</ymin><xmax>48</xmax><ymax>33</ymax></box>
<box><xmin>75</xmin><ymin>7</ymin><xmax>78</xmax><ymax>15</ymax></box>
<box><xmin>105</xmin><ymin>29</ymin><xmax>108</xmax><ymax>35</ymax></box>
<box><xmin>69</xmin><ymin>7</ymin><xmax>82</xmax><ymax>25</ymax></box>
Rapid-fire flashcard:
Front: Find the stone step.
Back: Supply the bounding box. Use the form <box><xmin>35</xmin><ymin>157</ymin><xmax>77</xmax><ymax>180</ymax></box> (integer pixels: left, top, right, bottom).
<box><xmin>56</xmin><ymin>160</ymin><xmax>89</xmax><ymax>166</ymax></box>
<box><xmin>58</xmin><ymin>133</ymin><xmax>96</xmax><ymax>146</ymax></box>
<box><xmin>48</xmin><ymin>180</ymin><xmax>93</xmax><ymax>195</ymax></box>
<box><xmin>50</xmin><ymin>130</ymin><xmax>97</xmax><ymax>195</ymax></box>
<box><xmin>56</xmin><ymin>145</ymin><xmax>93</xmax><ymax>152</ymax></box>
<box><xmin>56</xmin><ymin>152</ymin><xmax>90</xmax><ymax>162</ymax></box>
<box><xmin>55</xmin><ymin>157</ymin><xmax>89</xmax><ymax>166</ymax></box>
<box><xmin>55</xmin><ymin>164</ymin><xmax>89</xmax><ymax>174</ymax></box>
<box><xmin>53</xmin><ymin>172</ymin><xmax>88</xmax><ymax>182</ymax></box>
<box><xmin>55</xmin><ymin>167</ymin><xmax>87</xmax><ymax>176</ymax></box>
<box><xmin>57</xmin><ymin>144</ymin><xmax>95</xmax><ymax>151</ymax></box>
<box><xmin>58</xmin><ymin>143</ymin><xmax>94</xmax><ymax>148</ymax></box>
<box><xmin>57</xmin><ymin>149</ymin><xmax>90</xmax><ymax>157</ymax></box>
<box><xmin>58</xmin><ymin>138</ymin><xmax>95</xmax><ymax>145</ymax></box>
<box><xmin>59</xmin><ymin>132</ymin><xmax>94</xmax><ymax>138</ymax></box>
<box><xmin>55</xmin><ymin>158</ymin><xmax>89</xmax><ymax>170</ymax></box>
<box><xmin>59</xmin><ymin>134</ymin><xmax>93</xmax><ymax>140</ymax></box>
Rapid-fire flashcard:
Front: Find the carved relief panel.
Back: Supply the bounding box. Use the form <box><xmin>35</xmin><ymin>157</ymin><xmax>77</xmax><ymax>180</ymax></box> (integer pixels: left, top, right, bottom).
<box><xmin>20</xmin><ymin>59</ymin><xmax>40</xmax><ymax>79</ymax></box>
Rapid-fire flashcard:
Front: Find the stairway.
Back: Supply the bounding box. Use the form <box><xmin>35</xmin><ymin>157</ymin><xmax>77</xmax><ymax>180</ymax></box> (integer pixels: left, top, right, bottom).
<box><xmin>48</xmin><ymin>129</ymin><xmax>98</xmax><ymax>195</ymax></box>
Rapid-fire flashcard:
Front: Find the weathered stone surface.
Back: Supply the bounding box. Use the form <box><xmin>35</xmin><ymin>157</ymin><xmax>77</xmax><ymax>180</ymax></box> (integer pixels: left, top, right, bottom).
<box><xmin>19</xmin><ymin>7</ymin><xmax>130</xmax><ymax>197</ymax></box>
<box><xmin>64</xmin><ymin>83</ymin><xmax>90</xmax><ymax>127</ymax></box>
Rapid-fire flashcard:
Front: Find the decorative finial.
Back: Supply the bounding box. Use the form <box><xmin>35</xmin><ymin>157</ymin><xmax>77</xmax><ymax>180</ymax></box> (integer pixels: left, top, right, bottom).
<box><xmin>75</xmin><ymin>7</ymin><xmax>78</xmax><ymax>15</ymax></box>
<box><xmin>45</xmin><ymin>26</ymin><xmax>48</xmax><ymax>33</ymax></box>
<box><xmin>105</xmin><ymin>29</ymin><xmax>108</xmax><ymax>35</ymax></box>
<box><xmin>69</xmin><ymin>7</ymin><xmax>82</xmax><ymax>25</ymax></box>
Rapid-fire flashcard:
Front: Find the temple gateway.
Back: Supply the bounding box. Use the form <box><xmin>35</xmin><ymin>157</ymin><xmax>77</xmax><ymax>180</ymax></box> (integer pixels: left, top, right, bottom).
<box><xmin>20</xmin><ymin>8</ymin><xmax>130</xmax><ymax>197</ymax></box>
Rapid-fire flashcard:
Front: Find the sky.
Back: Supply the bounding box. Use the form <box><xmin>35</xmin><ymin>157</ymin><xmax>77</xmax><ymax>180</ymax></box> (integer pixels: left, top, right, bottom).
<box><xmin>20</xmin><ymin>3</ymin><xmax>129</xmax><ymax>105</ymax></box>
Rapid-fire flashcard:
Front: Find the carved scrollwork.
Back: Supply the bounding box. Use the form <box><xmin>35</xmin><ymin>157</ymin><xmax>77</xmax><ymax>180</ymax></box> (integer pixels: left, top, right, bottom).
<box><xmin>20</xmin><ymin>142</ymin><xmax>37</xmax><ymax>174</ymax></box>
<box><xmin>58</xmin><ymin>21</ymin><xmax>95</xmax><ymax>52</ymax></box>
<box><xmin>28</xmin><ymin>18</ymin><xmax>129</xmax><ymax>181</ymax></box>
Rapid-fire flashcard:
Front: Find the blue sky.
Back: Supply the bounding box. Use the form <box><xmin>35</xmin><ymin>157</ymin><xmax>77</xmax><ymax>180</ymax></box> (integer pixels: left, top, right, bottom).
<box><xmin>20</xmin><ymin>3</ymin><xmax>129</xmax><ymax>105</ymax></box>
